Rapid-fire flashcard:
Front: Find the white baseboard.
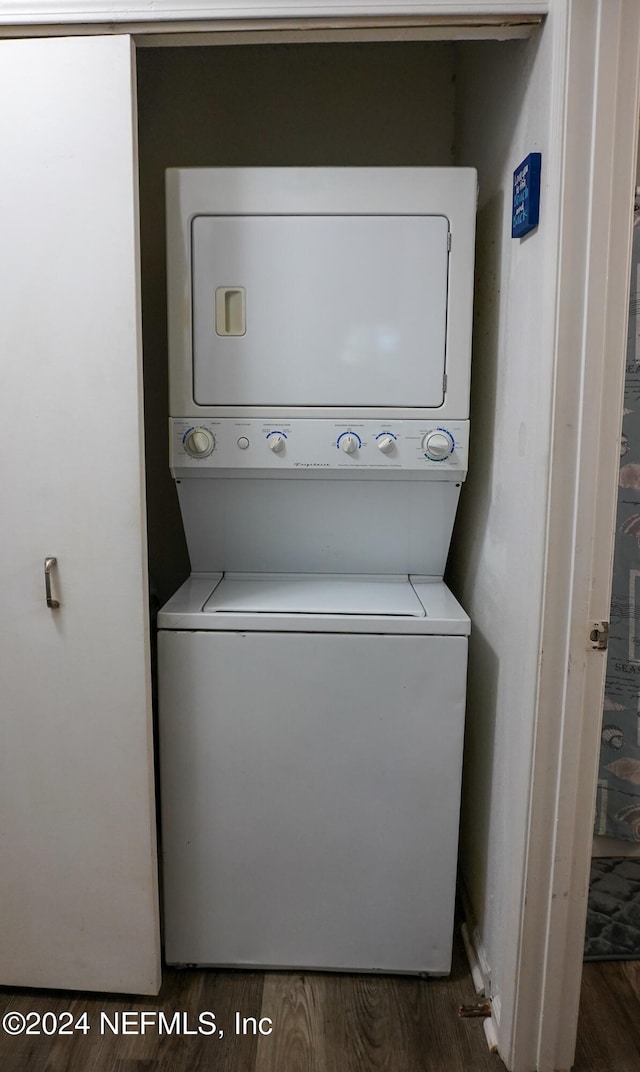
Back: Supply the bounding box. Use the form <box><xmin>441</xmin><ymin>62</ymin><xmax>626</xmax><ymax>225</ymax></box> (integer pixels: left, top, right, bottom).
<box><xmin>592</xmin><ymin>835</ymin><xmax>640</xmax><ymax>858</ymax></box>
<box><xmin>459</xmin><ymin>880</ymin><xmax>492</xmax><ymax>1007</ymax></box>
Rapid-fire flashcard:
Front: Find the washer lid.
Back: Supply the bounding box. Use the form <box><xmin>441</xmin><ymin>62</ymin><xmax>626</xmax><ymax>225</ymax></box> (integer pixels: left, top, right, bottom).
<box><xmin>202</xmin><ymin>573</ymin><xmax>426</xmax><ymax>617</ymax></box>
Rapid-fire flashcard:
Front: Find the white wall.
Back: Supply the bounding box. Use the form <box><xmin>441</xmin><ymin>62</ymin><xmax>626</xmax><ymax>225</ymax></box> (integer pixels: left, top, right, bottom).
<box><xmin>448</xmin><ymin>23</ymin><xmax>556</xmax><ymax>1033</ymax></box>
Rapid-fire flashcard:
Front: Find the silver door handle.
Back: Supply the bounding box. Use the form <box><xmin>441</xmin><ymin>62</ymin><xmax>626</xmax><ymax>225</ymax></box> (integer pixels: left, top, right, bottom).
<box><xmin>44</xmin><ymin>557</ymin><xmax>60</xmax><ymax>609</ymax></box>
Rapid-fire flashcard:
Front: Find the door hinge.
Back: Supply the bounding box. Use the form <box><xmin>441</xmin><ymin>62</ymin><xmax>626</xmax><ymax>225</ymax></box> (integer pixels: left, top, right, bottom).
<box><xmin>447</xmin><ymin>231</ymin><xmax>452</xmax><ymax>251</ymax></box>
<box><xmin>590</xmin><ymin>621</ymin><xmax>609</xmax><ymax>650</ymax></box>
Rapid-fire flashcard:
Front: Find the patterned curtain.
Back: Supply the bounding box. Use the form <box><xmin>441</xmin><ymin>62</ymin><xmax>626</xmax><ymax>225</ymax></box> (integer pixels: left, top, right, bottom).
<box><xmin>595</xmin><ymin>194</ymin><xmax>640</xmax><ymax>840</ymax></box>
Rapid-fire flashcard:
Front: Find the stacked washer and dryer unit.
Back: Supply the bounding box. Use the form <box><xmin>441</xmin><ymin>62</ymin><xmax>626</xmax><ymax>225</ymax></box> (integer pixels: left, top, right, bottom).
<box><xmin>158</xmin><ymin>167</ymin><xmax>477</xmax><ymax>975</ymax></box>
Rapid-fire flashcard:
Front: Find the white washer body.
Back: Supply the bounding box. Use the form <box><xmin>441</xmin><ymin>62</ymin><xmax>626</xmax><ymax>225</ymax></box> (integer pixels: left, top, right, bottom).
<box><xmin>160</xmin><ymin>167</ymin><xmax>477</xmax><ymax>975</ymax></box>
<box><xmin>158</xmin><ymin>576</ymin><xmax>469</xmax><ymax>974</ymax></box>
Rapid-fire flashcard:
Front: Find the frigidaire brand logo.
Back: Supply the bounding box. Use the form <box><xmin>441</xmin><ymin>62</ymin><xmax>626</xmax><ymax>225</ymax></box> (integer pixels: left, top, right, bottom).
<box><xmin>293</xmin><ymin>462</ymin><xmax>331</xmax><ymax>467</ymax></box>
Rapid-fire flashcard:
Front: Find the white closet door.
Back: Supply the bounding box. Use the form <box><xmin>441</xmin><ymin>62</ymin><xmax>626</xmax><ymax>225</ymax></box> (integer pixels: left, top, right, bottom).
<box><xmin>0</xmin><ymin>35</ymin><xmax>160</xmax><ymax>994</ymax></box>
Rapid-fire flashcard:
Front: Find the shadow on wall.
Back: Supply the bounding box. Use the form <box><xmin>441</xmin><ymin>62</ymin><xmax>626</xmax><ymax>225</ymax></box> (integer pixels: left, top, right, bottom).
<box><xmin>444</xmin><ymin>29</ymin><xmax>546</xmax><ymax>939</ymax></box>
<box><xmin>447</xmin><ymin>189</ymin><xmax>504</xmax><ymax>918</ymax></box>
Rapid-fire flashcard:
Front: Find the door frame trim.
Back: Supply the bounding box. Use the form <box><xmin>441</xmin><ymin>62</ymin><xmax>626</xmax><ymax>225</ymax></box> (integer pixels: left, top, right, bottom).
<box><xmin>505</xmin><ymin>3</ymin><xmax>640</xmax><ymax>1069</ymax></box>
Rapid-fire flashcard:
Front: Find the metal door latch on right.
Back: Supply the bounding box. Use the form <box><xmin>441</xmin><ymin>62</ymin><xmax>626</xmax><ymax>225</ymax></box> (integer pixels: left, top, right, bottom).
<box><xmin>590</xmin><ymin>621</ymin><xmax>609</xmax><ymax>650</ymax></box>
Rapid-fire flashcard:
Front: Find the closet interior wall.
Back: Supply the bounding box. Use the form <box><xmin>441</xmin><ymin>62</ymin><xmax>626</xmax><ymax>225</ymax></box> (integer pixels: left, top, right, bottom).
<box><xmin>449</xmin><ymin>25</ymin><xmax>557</xmax><ymax>1028</ymax></box>
<box><xmin>136</xmin><ymin>29</ymin><xmax>553</xmax><ymax>1021</ymax></box>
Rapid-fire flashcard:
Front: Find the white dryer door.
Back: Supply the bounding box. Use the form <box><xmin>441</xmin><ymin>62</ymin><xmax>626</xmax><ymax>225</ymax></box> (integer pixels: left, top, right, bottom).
<box><xmin>191</xmin><ymin>214</ymin><xmax>449</xmax><ymax>408</ymax></box>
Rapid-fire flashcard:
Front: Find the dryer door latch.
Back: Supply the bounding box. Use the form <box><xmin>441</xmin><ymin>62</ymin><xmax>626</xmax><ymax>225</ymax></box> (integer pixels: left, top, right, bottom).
<box><xmin>589</xmin><ymin>621</ymin><xmax>609</xmax><ymax>650</ymax></box>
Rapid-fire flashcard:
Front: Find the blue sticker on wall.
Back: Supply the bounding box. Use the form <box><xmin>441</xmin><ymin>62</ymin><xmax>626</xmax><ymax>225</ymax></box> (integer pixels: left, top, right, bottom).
<box><xmin>512</xmin><ymin>153</ymin><xmax>541</xmax><ymax>238</ymax></box>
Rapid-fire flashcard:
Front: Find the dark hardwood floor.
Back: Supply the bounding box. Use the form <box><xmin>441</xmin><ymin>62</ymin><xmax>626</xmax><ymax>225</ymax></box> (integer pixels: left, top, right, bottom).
<box><xmin>575</xmin><ymin>959</ymin><xmax>640</xmax><ymax>1072</ymax></box>
<box><xmin>9</xmin><ymin>937</ymin><xmax>640</xmax><ymax>1069</ymax></box>
<box><xmin>0</xmin><ymin>929</ymin><xmax>504</xmax><ymax>1072</ymax></box>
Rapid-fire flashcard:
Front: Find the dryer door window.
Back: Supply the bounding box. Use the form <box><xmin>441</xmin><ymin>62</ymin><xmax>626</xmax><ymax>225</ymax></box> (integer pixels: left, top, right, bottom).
<box><xmin>191</xmin><ymin>214</ymin><xmax>449</xmax><ymax>408</ymax></box>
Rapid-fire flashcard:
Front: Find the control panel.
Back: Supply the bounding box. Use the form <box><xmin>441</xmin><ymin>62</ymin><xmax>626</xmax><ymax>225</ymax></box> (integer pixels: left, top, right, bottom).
<box><xmin>170</xmin><ymin>418</ymin><xmax>469</xmax><ymax>474</ymax></box>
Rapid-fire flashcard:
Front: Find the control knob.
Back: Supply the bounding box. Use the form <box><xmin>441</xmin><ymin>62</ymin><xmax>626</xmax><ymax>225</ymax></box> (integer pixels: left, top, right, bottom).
<box><xmin>267</xmin><ymin>433</ymin><xmax>286</xmax><ymax>453</ymax></box>
<box><xmin>184</xmin><ymin>428</ymin><xmax>215</xmax><ymax>458</ymax></box>
<box><xmin>422</xmin><ymin>430</ymin><xmax>454</xmax><ymax>460</ymax></box>
<box><xmin>377</xmin><ymin>435</ymin><xmax>395</xmax><ymax>454</ymax></box>
<box><xmin>339</xmin><ymin>434</ymin><xmax>359</xmax><ymax>455</ymax></box>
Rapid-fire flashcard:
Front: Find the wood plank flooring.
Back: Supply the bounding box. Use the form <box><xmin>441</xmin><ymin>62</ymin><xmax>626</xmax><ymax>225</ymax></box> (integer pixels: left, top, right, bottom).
<box><xmin>0</xmin><ymin>929</ymin><xmax>503</xmax><ymax>1072</ymax></box>
<box><xmin>575</xmin><ymin>959</ymin><xmax>640</xmax><ymax>1072</ymax></box>
<box><xmin>9</xmin><ymin>937</ymin><xmax>640</xmax><ymax>1069</ymax></box>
